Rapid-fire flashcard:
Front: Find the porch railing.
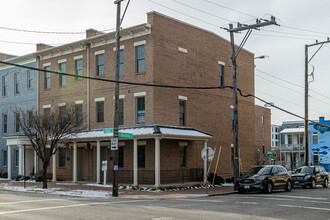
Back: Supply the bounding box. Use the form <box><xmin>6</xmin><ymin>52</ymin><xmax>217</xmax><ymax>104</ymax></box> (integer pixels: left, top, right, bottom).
<box><xmin>280</xmin><ymin>144</ymin><xmax>305</xmax><ymax>152</ymax></box>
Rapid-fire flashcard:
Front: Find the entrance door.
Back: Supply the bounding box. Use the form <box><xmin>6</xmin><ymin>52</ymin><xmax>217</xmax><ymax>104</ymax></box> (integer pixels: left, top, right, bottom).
<box><xmin>77</xmin><ymin>148</ymin><xmax>85</xmax><ymax>181</ymax></box>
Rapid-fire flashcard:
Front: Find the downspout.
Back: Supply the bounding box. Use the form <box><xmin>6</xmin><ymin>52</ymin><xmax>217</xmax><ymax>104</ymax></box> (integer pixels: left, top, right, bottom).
<box><xmin>86</xmin><ymin>44</ymin><xmax>90</xmax><ymax>130</ymax></box>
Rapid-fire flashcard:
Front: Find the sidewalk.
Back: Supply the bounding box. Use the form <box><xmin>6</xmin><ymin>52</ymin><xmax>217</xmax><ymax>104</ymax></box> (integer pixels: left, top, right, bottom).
<box><xmin>0</xmin><ymin>179</ymin><xmax>236</xmax><ymax>199</ymax></box>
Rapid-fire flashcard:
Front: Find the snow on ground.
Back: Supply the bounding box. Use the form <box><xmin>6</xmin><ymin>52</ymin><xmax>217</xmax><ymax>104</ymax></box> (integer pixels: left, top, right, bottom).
<box><xmin>85</xmin><ymin>183</ymin><xmax>113</xmax><ymax>188</ymax></box>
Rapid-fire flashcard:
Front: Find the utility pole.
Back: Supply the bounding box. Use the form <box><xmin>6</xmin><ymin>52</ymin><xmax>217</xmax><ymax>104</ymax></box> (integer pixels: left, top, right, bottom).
<box><xmin>113</xmin><ymin>0</ymin><xmax>123</xmax><ymax>197</ymax></box>
<box><xmin>226</xmin><ymin>17</ymin><xmax>277</xmax><ymax>189</ymax></box>
<box><xmin>304</xmin><ymin>39</ymin><xmax>330</xmax><ymax>166</ymax></box>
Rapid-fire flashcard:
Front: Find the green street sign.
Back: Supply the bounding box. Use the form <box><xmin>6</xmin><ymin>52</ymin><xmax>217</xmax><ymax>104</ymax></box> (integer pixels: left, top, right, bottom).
<box><xmin>264</xmin><ymin>151</ymin><xmax>276</xmax><ymax>157</ymax></box>
<box><xmin>103</xmin><ymin>128</ymin><xmax>133</xmax><ymax>138</ymax></box>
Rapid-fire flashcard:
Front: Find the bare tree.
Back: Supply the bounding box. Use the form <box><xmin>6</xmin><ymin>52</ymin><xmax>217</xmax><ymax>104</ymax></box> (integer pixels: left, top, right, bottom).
<box><xmin>18</xmin><ymin>104</ymin><xmax>84</xmax><ymax>188</ymax></box>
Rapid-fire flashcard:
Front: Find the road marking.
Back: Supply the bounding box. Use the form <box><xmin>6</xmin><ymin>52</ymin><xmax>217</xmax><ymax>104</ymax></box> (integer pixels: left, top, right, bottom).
<box><xmin>0</xmin><ymin>199</ymin><xmax>63</xmax><ymax>206</ymax></box>
<box><xmin>236</xmin><ymin>202</ymin><xmax>258</xmax><ymax>205</ymax></box>
<box><xmin>251</xmin><ymin>195</ymin><xmax>328</xmax><ymax>200</ymax></box>
<box><xmin>279</xmin><ymin>204</ymin><xmax>330</xmax><ymax>211</ymax></box>
<box><xmin>0</xmin><ymin>199</ymin><xmax>149</xmax><ymax>215</ymax></box>
<box><xmin>175</xmin><ymin>199</ymin><xmax>224</xmax><ymax>203</ymax></box>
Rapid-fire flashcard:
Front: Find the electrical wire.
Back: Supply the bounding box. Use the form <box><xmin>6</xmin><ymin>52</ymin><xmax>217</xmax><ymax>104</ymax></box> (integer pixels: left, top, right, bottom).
<box><xmin>0</xmin><ymin>26</ymin><xmax>115</xmax><ymax>34</ymax></box>
<box><xmin>0</xmin><ymin>39</ymin><xmax>67</xmax><ymax>46</ymax></box>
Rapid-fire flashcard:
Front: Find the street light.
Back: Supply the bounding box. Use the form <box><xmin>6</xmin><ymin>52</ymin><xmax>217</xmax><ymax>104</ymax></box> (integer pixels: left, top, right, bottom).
<box><xmin>237</xmin><ymin>55</ymin><xmax>269</xmax><ymax>68</ymax></box>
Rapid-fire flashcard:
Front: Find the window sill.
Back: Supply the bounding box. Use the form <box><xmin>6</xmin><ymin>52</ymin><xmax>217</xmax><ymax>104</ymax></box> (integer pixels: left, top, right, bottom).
<box><xmin>136</xmin><ymin>72</ymin><xmax>146</xmax><ymax>75</ymax></box>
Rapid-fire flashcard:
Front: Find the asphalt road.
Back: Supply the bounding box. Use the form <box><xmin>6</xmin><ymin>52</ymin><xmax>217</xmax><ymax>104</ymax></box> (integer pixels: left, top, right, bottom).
<box><xmin>0</xmin><ymin>186</ymin><xmax>329</xmax><ymax>220</ymax></box>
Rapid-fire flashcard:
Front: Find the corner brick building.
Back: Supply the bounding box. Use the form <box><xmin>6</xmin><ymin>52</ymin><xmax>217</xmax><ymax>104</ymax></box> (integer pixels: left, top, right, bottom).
<box><xmin>34</xmin><ymin>12</ymin><xmax>256</xmax><ymax>186</ymax></box>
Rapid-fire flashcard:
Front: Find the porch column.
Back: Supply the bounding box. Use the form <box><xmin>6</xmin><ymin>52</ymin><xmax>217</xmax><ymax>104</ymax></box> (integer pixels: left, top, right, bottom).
<box><xmin>18</xmin><ymin>145</ymin><xmax>23</xmax><ymax>175</ymax></box>
<box><xmin>34</xmin><ymin>150</ymin><xmax>38</xmax><ymax>174</ymax></box>
<box><xmin>52</xmin><ymin>149</ymin><xmax>56</xmax><ymax>182</ymax></box>
<box><xmin>133</xmin><ymin>139</ymin><xmax>138</xmax><ymax>186</ymax></box>
<box><xmin>155</xmin><ymin>137</ymin><xmax>160</xmax><ymax>187</ymax></box>
<box><xmin>73</xmin><ymin>142</ymin><xmax>77</xmax><ymax>182</ymax></box>
<box><xmin>7</xmin><ymin>145</ymin><xmax>11</xmax><ymax>180</ymax></box>
<box><xmin>203</xmin><ymin>141</ymin><xmax>208</xmax><ymax>184</ymax></box>
<box><xmin>96</xmin><ymin>140</ymin><xmax>101</xmax><ymax>183</ymax></box>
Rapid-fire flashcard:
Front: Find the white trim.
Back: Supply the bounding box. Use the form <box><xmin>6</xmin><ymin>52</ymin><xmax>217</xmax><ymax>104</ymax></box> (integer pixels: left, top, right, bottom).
<box><xmin>58</xmin><ymin>102</ymin><xmax>66</xmax><ymax>107</ymax></box>
<box><xmin>118</xmin><ymin>142</ymin><xmax>125</xmax><ymax>146</ymax></box>
<box><xmin>137</xmin><ymin>141</ymin><xmax>146</xmax><ymax>145</ymax></box>
<box><xmin>178</xmin><ymin>47</ymin><xmax>188</xmax><ymax>53</ymax></box>
<box><xmin>178</xmin><ymin>95</ymin><xmax>187</xmax><ymax>101</ymax></box>
<box><xmin>134</xmin><ymin>40</ymin><xmax>146</xmax><ymax>47</ymax></box>
<box><xmin>74</xmin><ymin>100</ymin><xmax>83</xmax><ymax>105</ymax></box>
<box><xmin>113</xmin><ymin>45</ymin><xmax>125</xmax><ymax>51</ymax></box>
<box><xmin>113</xmin><ymin>95</ymin><xmax>125</xmax><ymax>99</ymax></box>
<box><xmin>134</xmin><ymin>92</ymin><xmax>146</xmax><ymax>97</ymax></box>
<box><xmin>94</xmin><ymin>50</ymin><xmax>105</xmax><ymax>55</ymax></box>
<box><xmin>94</xmin><ymin>97</ymin><xmax>105</xmax><ymax>102</ymax></box>
<box><xmin>74</xmin><ymin>55</ymin><xmax>83</xmax><ymax>60</ymax></box>
<box><xmin>57</xmin><ymin>59</ymin><xmax>67</xmax><ymax>64</ymax></box>
<box><xmin>218</xmin><ymin>61</ymin><xmax>225</xmax><ymax>66</ymax></box>
<box><xmin>179</xmin><ymin>141</ymin><xmax>188</xmax><ymax>147</ymax></box>
<box><xmin>43</xmin><ymin>104</ymin><xmax>51</xmax><ymax>109</ymax></box>
<box><xmin>43</xmin><ymin>62</ymin><xmax>51</xmax><ymax>67</ymax></box>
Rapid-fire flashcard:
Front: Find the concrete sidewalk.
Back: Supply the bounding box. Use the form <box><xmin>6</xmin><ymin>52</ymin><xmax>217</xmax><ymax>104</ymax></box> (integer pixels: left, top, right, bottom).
<box><xmin>0</xmin><ymin>179</ymin><xmax>236</xmax><ymax>198</ymax></box>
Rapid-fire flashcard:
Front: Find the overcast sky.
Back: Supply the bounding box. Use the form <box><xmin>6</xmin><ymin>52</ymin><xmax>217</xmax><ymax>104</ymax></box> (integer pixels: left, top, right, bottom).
<box><xmin>1</xmin><ymin>0</ymin><xmax>330</xmax><ymax>126</ymax></box>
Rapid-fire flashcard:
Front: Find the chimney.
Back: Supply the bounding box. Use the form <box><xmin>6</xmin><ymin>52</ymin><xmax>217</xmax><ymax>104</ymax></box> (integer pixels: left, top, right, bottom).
<box><xmin>36</xmin><ymin>43</ymin><xmax>54</xmax><ymax>51</ymax></box>
<box><xmin>86</xmin><ymin>28</ymin><xmax>104</xmax><ymax>38</ymax></box>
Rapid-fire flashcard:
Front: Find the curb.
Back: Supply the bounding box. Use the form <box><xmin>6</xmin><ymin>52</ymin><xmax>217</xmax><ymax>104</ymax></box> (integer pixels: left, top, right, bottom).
<box><xmin>208</xmin><ymin>191</ymin><xmax>237</xmax><ymax>196</ymax></box>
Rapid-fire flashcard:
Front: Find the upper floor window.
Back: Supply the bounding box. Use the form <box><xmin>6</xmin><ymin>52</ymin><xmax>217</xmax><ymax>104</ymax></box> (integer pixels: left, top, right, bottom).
<box><xmin>2</xmin><ymin>75</ymin><xmax>7</xmax><ymax>96</ymax></box>
<box><xmin>96</xmin><ymin>101</ymin><xmax>104</xmax><ymax>123</ymax></box>
<box><xmin>179</xmin><ymin>100</ymin><xmax>186</xmax><ymax>126</ymax></box>
<box><xmin>119</xmin><ymin>99</ymin><xmax>124</xmax><ymax>125</ymax></box>
<box><xmin>136</xmin><ymin>45</ymin><xmax>145</xmax><ymax>73</ymax></box>
<box><xmin>75</xmin><ymin>59</ymin><xmax>83</xmax><ymax>79</ymax></box>
<box><xmin>287</xmin><ymin>134</ymin><xmax>293</xmax><ymax>145</ymax></box>
<box><xmin>219</xmin><ymin>64</ymin><xmax>224</xmax><ymax>87</ymax></box>
<box><xmin>3</xmin><ymin>114</ymin><xmax>7</xmax><ymax>134</ymax></box>
<box><xmin>96</xmin><ymin>54</ymin><xmax>104</xmax><ymax>76</ymax></box>
<box><xmin>27</xmin><ymin>71</ymin><xmax>33</xmax><ymax>89</ymax></box>
<box><xmin>15</xmin><ymin>112</ymin><xmax>20</xmax><ymax>132</ymax></box>
<box><xmin>261</xmin><ymin>115</ymin><xmax>264</xmax><ymax>124</ymax></box>
<box><xmin>14</xmin><ymin>73</ymin><xmax>20</xmax><ymax>94</ymax></box>
<box><xmin>136</xmin><ymin>97</ymin><xmax>145</xmax><ymax>124</ymax></box>
<box><xmin>45</xmin><ymin>66</ymin><xmax>51</xmax><ymax>89</ymax></box>
<box><xmin>119</xmin><ymin>50</ymin><xmax>124</xmax><ymax>76</ymax></box>
<box><xmin>59</xmin><ymin>105</ymin><xmax>66</xmax><ymax>127</ymax></box>
<box><xmin>312</xmin><ymin>132</ymin><xmax>318</xmax><ymax>144</ymax></box>
<box><xmin>75</xmin><ymin>104</ymin><xmax>83</xmax><ymax>126</ymax></box>
<box><xmin>59</xmin><ymin>63</ymin><xmax>66</xmax><ymax>87</ymax></box>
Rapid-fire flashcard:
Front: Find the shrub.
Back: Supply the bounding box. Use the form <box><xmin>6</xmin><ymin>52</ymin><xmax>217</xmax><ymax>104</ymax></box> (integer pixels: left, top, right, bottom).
<box><xmin>15</xmin><ymin>175</ymin><xmax>23</xmax><ymax>181</ymax></box>
<box><xmin>35</xmin><ymin>175</ymin><xmax>43</xmax><ymax>182</ymax></box>
<box><xmin>225</xmin><ymin>178</ymin><xmax>233</xmax><ymax>183</ymax></box>
<box><xmin>23</xmin><ymin>176</ymin><xmax>30</xmax><ymax>181</ymax></box>
<box><xmin>208</xmin><ymin>173</ymin><xmax>224</xmax><ymax>185</ymax></box>
<box><xmin>1</xmin><ymin>172</ymin><xmax>7</xmax><ymax>179</ymax></box>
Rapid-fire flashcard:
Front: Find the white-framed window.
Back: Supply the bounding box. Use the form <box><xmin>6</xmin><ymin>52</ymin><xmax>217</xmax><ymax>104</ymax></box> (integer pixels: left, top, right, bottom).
<box><xmin>313</xmin><ymin>151</ymin><xmax>319</xmax><ymax>166</ymax></box>
<box><xmin>2</xmin><ymin>75</ymin><xmax>7</xmax><ymax>96</ymax></box>
<box><xmin>27</xmin><ymin>70</ymin><xmax>33</xmax><ymax>89</ymax></box>
<box><xmin>3</xmin><ymin>150</ymin><xmax>7</xmax><ymax>167</ymax></box>
<box><xmin>14</xmin><ymin>73</ymin><xmax>20</xmax><ymax>94</ymax></box>
<box><xmin>312</xmin><ymin>132</ymin><xmax>318</xmax><ymax>144</ymax></box>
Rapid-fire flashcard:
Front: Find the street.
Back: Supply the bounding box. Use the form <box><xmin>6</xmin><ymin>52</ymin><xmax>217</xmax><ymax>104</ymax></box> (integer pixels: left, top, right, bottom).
<box><xmin>0</xmin><ymin>186</ymin><xmax>329</xmax><ymax>219</ymax></box>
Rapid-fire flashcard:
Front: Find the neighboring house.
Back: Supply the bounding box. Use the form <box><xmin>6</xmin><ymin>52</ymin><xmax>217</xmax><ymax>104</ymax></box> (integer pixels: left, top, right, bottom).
<box><xmin>271</xmin><ymin>125</ymin><xmax>280</xmax><ymax>148</ymax></box>
<box><xmin>0</xmin><ymin>53</ymin><xmax>38</xmax><ymax>178</ymax></box>
<box><xmin>255</xmin><ymin>105</ymin><xmax>271</xmax><ymax>165</ymax></box>
<box><xmin>309</xmin><ymin>117</ymin><xmax>330</xmax><ymax>171</ymax></box>
<box><xmin>8</xmin><ymin>12</ymin><xmax>256</xmax><ymax>186</ymax></box>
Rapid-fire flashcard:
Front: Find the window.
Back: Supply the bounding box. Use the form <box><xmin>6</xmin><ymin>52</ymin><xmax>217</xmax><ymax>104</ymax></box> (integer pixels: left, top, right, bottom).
<box><xmin>2</xmin><ymin>75</ymin><xmax>7</xmax><ymax>96</ymax></box>
<box><xmin>261</xmin><ymin>115</ymin><xmax>264</xmax><ymax>124</ymax></box>
<box><xmin>59</xmin><ymin>63</ymin><xmax>66</xmax><ymax>86</ymax></box>
<box><xmin>272</xmin><ymin>134</ymin><xmax>274</xmax><ymax>139</ymax></box>
<box><xmin>118</xmin><ymin>146</ymin><xmax>124</xmax><ymax>168</ymax></box>
<box><xmin>45</xmin><ymin>66</ymin><xmax>51</xmax><ymax>89</ymax></box>
<box><xmin>28</xmin><ymin>110</ymin><xmax>34</xmax><ymax>127</ymax></box>
<box><xmin>219</xmin><ymin>64</ymin><xmax>224</xmax><ymax>87</ymax></box>
<box><xmin>75</xmin><ymin>59</ymin><xmax>83</xmax><ymax>79</ymax></box>
<box><xmin>75</xmin><ymin>104</ymin><xmax>83</xmax><ymax>125</ymax></box>
<box><xmin>313</xmin><ymin>151</ymin><xmax>319</xmax><ymax>166</ymax></box>
<box><xmin>59</xmin><ymin>148</ymin><xmax>66</xmax><ymax>168</ymax></box>
<box><xmin>136</xmin><ymin>45</ymin><xmax>145</xmax><ymax>73</ymax></box>
<box><xmin>14</xmin><ymin>73</ymin><xmax>20</xmax><ymax>94</ymax></box>
<box><xmin>119</xmin><ymin>50</ymin><xmax>124</xmax><ymax>76</ymax></box>
<box><xmin>287</xmin><ymin>135</ymin><xmax>292</xmax><ymax>145</ymax></box>
<box><xmin>272</xmin><ymin>127</ymin><xmax>274</xmax><ymax>132</ymax></box>
<box><xmin>15</xmin><ymin>112</ymin><xmax>20</xmax><ymax>132</ymax></box>
<box><xmin>312</xmin><ymin>132</ymin><xmax>318</xmax><ymax>144</ymax></box>
<box><xmin>179</xmin><ymin>100</ymin><xmax>186</xmax><ymax>126</ymax></box>
<box><xmin>119</xmin><ymin>99</ymin><xmax>124</xmax><ymax>125</ymax></box>
<box><xmin>96</xmin><ymin>54</ymin><xmax>104</xmax><ymax>76</ymax></box>
<box><xmin>14</xmin><ymin>149</ymin><xmax>19</xmax><ymax>167</ymax></box>
<box><xmin>44</xmin><ymin>108</ymin><xmax>51</xmax><ymax>130</ymax></box>
<box><xmin>180</xmin><ymin>146</ymin><xmax>187</xmax><ymax>167</ymax></box>
<box><xmin>231</xmin><ymin>108</ymin><xmax>234</xmax><ymax>130</ymax></box>
<box><xmin>3</xmin><ymin>114</ymin><xmax>7</xmax><ymax>134</ymax></box>
<box><xmin>136</xmin><ymin>97</ymin><xmax>145</xmax><ymax>124</ymax></box>
<box><xmin>96</xmin><ymin>101</ymin><xmax>104</xmax><ymax>122</ymax></box>
<box><xmin>262</xmin><ymin>146</ymin><xmax>265</xmax><ymax>154</ymax></box>
<box><xmin>138</xmin><ymin>145</ymin><xmax>145</xmax><ymax>168</ymax></box>
<box><xmin>59</xmin><ymin>105</ymin><xmax>66</xmax><ymax>127</ymax></box>
<box><xmin>3</xmin><ymin>150</ymin><xmax>7</xmax><ymax>167</ymax></box>
<box><xmin>27</xmin><ymin>71</ymin><xmax>33</xmax><ymax>89</ymax></box>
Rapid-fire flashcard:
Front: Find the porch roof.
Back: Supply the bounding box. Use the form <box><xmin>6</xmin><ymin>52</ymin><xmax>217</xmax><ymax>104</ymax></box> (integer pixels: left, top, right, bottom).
<box><xmin>64</xmin><ymin>125</ymin><xmax>213</xmax><ymax>141</ymax></box>
<box><xmin>280</xmin><ymin>128</ymin><xmax>304</xmax><ymax>134</ymax></box>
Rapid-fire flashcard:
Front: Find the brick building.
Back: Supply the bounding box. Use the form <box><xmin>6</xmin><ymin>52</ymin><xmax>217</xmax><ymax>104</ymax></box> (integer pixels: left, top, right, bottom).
<box><xmin>8</xmin><ymin>12</ymin><xmax>256</xmax><ymax>186</ymax></box>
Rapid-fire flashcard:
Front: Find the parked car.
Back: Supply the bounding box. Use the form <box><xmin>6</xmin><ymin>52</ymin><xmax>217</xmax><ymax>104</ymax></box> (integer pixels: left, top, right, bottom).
<box><xmin>291</xmin><ymin>166</ymin><xmax>328</xmax><ymax>189</ymax></box>
<box><xmin>237</xmin><ymin>165</ymin><xmax>292</xmax><ymax>194</ymax></box>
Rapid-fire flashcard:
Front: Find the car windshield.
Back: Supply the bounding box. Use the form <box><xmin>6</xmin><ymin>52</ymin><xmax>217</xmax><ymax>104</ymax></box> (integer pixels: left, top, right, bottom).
<box><xmin>246</xmin><ymin>166</ymin><xmax>272</xmax><ymax>175</ymax></box>
<box><xmin>295</xmin><ymin>167</ymin><xmax>314</xmax><ymax>174</ymax></box>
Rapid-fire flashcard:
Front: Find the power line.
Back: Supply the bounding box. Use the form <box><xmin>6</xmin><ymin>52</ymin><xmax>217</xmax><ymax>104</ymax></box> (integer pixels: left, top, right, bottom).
<box><xmin>202</xmin><ymin>0</ymin><xmax>257</xmax><ymax>18</ymax></box>
<box><xmin>0</xmin><ymin>26</ymin><xmax>115</xmax><ymax>34</ymax></box>
<box><xmin>0</xmin><ymin>39</ymin><xmax>67</xmax><ymax>46</ymax></box>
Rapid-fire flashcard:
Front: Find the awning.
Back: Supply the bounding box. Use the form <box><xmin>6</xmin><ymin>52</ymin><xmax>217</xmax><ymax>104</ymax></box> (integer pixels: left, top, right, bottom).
<box><xmin>280</xmin><ymin>128</ymin><xmax>304</xmax><ymax>134</ymax></box>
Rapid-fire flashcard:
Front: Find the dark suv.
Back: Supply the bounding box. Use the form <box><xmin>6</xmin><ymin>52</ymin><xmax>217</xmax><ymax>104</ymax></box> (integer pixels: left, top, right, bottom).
<box><xmin>291</xmin><ymin>166</ymin><xmax>328</xmax><ymax>188</ymax></box>
<box><xmin>237</xmin><ymin>165</ymin><xmax>292</xmax><ymax>194</ymax></box>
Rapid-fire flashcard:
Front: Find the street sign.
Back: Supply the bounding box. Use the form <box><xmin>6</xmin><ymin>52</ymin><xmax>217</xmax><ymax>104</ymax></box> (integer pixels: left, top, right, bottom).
<box><xmin>102</xmin><ymin>160</ymin><xmax>107</xmax><ymax>171</ymax></box>
<box><xmin>201</xmin><ymin>147</ymin><xmax>214</xmax><ymax>162</ymax></box>
<box><xmin>111</xmin><ymin>138</ymin><xmax>118</xmax><ymax>151</ymax></box>
<box><xmin>103</xmin><ymin>128</ymin><xmax>133</xmax><ymax>138</ymax></box>
<box><xmin>104</xmin><ymin>128</ymin><xmax>113</xmax><ymax>134</ymax></box>
<box><xmin>264</xmin><ymin>151</ymin><xmax>276</xmax><ymax>157</ymax></box>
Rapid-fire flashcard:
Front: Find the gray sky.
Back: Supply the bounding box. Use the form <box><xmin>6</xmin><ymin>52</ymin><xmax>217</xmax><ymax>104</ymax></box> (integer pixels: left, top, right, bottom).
<box><xmin>1</xmin><ymin>0</ymin><xmax>330</xmax><ymax>125</ymax></box>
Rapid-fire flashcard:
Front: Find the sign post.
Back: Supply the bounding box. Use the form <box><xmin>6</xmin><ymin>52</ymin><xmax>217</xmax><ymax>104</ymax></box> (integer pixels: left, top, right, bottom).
<box><xmin>102</xmin><ymin>160</ymin><xmax>107</xmax><ymax>185</ymax></box>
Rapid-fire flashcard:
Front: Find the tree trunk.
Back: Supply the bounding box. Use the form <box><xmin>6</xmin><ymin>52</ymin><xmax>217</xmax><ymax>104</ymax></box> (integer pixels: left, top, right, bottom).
<box><xmin>42</xmin><ymin>162</ymin><xmax>48</xmax><ymax>189</ymax></box>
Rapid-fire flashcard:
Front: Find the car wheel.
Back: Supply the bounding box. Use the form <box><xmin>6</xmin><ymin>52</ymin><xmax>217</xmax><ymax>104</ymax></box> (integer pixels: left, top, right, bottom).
<box><xmin>323</xmin><ymin>179</ymin><xmax>328</xmax><ymax>188</ymax></box>
<box><xmin>285</xmin><ymin>181</ymin><xmax>292</xmax><ymax>192</ymax></box>
<box><xmin>264</xmin><ymin>182</ymin><xmax>273</xmax><ymax>194</ymax></box>
<box><xmin>310</xmin><ymin>179</ymin><xmax>316</xmax><ymax>189</ymax></box>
